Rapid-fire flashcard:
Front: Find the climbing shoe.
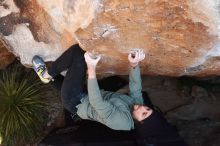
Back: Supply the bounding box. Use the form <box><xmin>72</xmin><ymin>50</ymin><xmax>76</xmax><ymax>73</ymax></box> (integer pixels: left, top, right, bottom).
<box><xmin>32</xmin><ymin>55</ymin><xmax>52</xmax><ymax>84</ymax></box>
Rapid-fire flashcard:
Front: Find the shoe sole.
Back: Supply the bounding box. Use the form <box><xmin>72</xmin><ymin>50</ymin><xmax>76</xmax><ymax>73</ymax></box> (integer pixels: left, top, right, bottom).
<box><xmin>32</xmin><ymin>55</ymin><xmax>50</xmax><ymax>84</ymax></box>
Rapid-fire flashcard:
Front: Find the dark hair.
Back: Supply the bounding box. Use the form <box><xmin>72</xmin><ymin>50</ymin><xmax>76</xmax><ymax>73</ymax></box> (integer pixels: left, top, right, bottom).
<box><xmin>142</xmin><ymin>91</ymin><xmax>154</xmax><ymax>109</ymax></box>
<box><xmin>142</xmin><ymin>91</ymin><xmax>163</xmax><ymax>114</ymax></box>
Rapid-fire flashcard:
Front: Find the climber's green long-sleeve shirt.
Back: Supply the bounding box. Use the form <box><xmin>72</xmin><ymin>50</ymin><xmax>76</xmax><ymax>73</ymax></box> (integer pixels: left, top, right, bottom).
<box><xmin>76</xmin><ymin>66</ymin><xmax>144</xmax><ymax>130</ymax></box>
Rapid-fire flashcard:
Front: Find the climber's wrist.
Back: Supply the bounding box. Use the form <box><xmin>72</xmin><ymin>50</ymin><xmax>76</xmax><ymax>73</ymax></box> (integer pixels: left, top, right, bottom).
<box><xmin>88</xmin><ymin>67</ymin><xmax>96</xmax><ymax>79</ymax></box>
<box><xmin>130</xmin><ymin>62</ymin><xmax>139</xmax><ymax>68</ymax></box>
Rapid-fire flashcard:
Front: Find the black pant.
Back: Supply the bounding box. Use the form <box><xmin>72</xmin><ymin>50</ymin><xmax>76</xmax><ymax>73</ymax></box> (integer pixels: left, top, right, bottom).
<box><xmin>48</xmin><ymin>44</ymin><xmax>87</xmax><ymax>114</ymax></box>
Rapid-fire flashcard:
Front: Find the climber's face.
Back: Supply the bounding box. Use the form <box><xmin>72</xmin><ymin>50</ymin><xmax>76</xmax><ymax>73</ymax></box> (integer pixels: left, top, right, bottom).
<box><xmin>132</xmin><ymin>105</ymin><xmax>153</xmax><ymax>122</ymax></box>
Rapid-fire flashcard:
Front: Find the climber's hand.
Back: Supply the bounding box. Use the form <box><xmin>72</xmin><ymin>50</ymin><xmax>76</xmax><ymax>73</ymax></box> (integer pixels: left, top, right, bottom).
<box><xmin>84</xmin><ymin>52</ymin><xmax>101</xmax><ymax>68</ymax></box>
<box><xmin>84</xmin><ymin>52</ymin><xmax>101</xmax><ymax>78</ymax></box>
<box><xmin>128</xmin><ymin>48</ymin><xmax>145</xmax><ymax>67</ymax></box>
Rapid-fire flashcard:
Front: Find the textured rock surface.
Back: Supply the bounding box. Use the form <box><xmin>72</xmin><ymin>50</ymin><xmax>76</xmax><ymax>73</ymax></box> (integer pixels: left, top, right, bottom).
<box><xmin>0</xmin><ymin>40</ymin><xmax>15</xmax><ymax>69</ymax></box>
<box><xmin>0</xmin><ymin>0</ymin><xmax>220</xmax><ymax>76</ymax></box>
<box><xmin>0</xmin><ymin>0</ymin><xmax>77</xmax><ymax>66</ymax></box>
<box><xmin>173</xmin><ymin>120</ymin><xmax>220</xmax><ymax>146</ymax></box>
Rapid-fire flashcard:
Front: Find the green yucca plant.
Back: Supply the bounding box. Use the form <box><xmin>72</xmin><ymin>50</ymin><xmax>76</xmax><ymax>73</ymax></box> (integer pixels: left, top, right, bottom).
<box><xmin>0</xmin><ymin>64</ymin><xmax>47</xmax><ymax>146</ymax></box>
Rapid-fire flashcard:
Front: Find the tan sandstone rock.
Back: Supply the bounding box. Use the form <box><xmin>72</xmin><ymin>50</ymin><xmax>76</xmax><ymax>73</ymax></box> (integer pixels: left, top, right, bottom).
<box><xmin>0</xmin><ymin>0</ymin><xmax>77</xmax><ymax>66</ymax></box>
<box><xmin>0</xmin><ymin>0</ymin><xmax>220</xmax><ymax>76</ymax></box>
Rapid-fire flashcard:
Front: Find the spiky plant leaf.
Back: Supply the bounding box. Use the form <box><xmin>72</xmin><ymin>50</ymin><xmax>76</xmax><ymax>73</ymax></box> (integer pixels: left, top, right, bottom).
<box><xmin>0</xmin><ymin>65</ymin><xmax>47</xmax><ymax>146</ymax></box>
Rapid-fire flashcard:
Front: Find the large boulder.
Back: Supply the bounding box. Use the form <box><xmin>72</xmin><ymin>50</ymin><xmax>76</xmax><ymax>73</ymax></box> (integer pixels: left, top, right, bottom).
<box><xmin>0</xmin><ymin>0</ymin><xmax>220</xmax><ymax>76</ymax></box>
<box><xmin>0</xmin><ymin>0</ymin><xmax>77</xmax><ymax>66</ymax></box>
